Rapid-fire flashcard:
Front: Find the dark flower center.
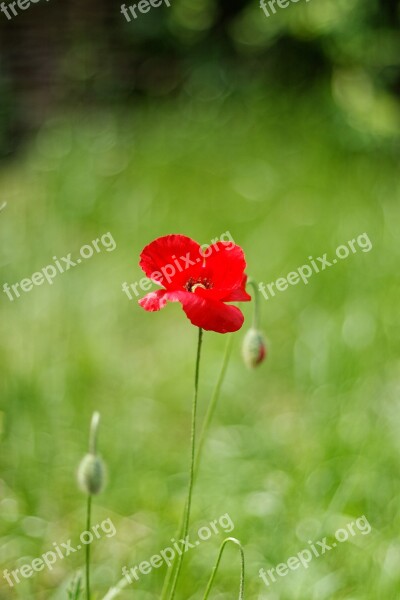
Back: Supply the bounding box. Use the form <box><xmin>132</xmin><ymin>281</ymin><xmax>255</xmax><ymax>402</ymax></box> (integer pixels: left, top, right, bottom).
<box><xmin>185</xmin><ymin>277</ymin><xmax>213</xmax><ymax>292</ymax></box>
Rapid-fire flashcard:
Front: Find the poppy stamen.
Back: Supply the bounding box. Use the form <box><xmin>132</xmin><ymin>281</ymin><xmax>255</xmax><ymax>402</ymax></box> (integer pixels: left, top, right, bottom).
<box><xmin>185</xmin><ymin>277</ymin><xmax>213</xmax><ymax>292</ymax></box>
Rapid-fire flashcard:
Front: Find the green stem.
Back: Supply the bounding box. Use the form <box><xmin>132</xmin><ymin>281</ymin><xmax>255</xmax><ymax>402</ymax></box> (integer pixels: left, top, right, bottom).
<box><xmin>161</xmin><ymin>334</ymin><xmax>233</xmax><ymax>599</ymax></box>
<box><xmin>85</xmin><ymin>495</ymin><xmax>92</xmax><ymax>600</ymax></box>
<box><xmin>167</xmin><ymin>327</ymin><xmax>203</xmax><ymax>600</ymax></box>
<box><xmin>104</xmin><ymin>332</ymin><xmax>234</xmax><ymax>600</ymax></box>
<box><xmin>202</xmin><ymin>537</ymin><xmax>245</xmax><ymax>600</ymax></box>
<box><xmin>195</xmin><ymin>334</ymin><xmax>233</xmax><ymax>473</ymax></box>
<box><xmin>247</xmin><ymin>278</ymin><xmax>260</xmax><ymax>329</ymax></box>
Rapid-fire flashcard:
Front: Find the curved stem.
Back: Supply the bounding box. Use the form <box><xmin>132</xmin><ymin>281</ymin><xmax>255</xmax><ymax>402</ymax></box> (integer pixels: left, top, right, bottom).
<box><xmin>202</xmin><ymin>537</ymin><xmax>245</xmax><ymax>600</ymax></box>
<box><xmin>167</xmin><ymin>327</ymin><xmax>203</xmax><ymax>600</ymax></box>
<box><xmin>85</xmin><ymin>495</ymin><xmax>92</xmax><ymax>600</ymax></box>
<box><xmin>161</xmin><ymin>334</ymin><xmax>233</xmax><ymax>599</ymax></box>
<box><xmin>247</xmin><ymin>278</ymin><xmax>260</xmax><ymax>329</ymax></box>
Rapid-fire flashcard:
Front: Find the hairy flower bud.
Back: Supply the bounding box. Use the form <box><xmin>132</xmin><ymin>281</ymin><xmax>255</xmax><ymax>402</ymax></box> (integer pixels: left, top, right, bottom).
<box><xmin>77</xmin><ymin>453</ymin><xmax>105</xmax><ymax>495</ymax></box>
<box><xmin>242</xmin><ymin>328</ymin><xmax>267</xmax><ymax>368</ymax></box>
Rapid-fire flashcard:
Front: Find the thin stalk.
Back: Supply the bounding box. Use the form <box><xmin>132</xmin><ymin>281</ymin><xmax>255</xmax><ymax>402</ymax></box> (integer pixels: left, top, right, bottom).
<box><xmin>104</xmin><ymin>332</ymin><xmax>234</xmax><ymax>600</ymax></box>
<box><xmin>247</xmin><ymin>278</ymin><xmax>260</xmax><ymax>328</ymax></box>
<box><xmin>85</xmin><ymin>495</ymin><xmax>92</xmax><ymax>600</ymax></box>
<box><xmin>167</xmin><ymin>327</ymin><xmax>203</xmax><ymax>600</ymax></box>
<box><xmin>161</xmin><ymin>334</ymin><xmax>233</xmax><ymax>599</ymax></box>
<box><xmin>202</xmin><ymin>537</ymin><xmax>245</xmax><ymax>600</ymax></box>
<box><xmin>195</xmin><ymin>334</ymin><xmax>233</xmax><ymax>473</ymax></box>
<box><xmin>85</xmin><ymin>413</ymin><xmax>99</xmax><ymax>600</ymax></box>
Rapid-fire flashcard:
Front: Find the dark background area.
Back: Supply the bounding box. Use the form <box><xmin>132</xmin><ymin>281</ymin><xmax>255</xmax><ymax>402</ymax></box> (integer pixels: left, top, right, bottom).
<box><xmin>0</xmin><ymin>0</ymin><xmax>399</xmax><ymax>156</ymax></box>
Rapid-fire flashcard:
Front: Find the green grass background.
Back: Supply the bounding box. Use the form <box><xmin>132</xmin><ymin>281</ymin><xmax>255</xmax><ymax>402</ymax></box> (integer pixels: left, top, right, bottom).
<box><xmin>0</xmin><ymin>86</ymin><xmax>399</xmax><ymax>599</ymax></box>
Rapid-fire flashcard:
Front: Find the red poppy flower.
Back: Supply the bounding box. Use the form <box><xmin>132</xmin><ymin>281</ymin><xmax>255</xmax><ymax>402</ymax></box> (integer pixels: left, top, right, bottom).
<box><xmin>138</xmin><ymin>234</ymin><xmax>251</xmax><ymax>333</ymax></box>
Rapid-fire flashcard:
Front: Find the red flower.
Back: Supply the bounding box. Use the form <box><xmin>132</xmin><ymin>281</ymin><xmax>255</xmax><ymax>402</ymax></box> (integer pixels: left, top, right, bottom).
<box><xmin>138</xmin><ymin>234</ymin><xmax>251</xmax><ymax>333</ymax></box>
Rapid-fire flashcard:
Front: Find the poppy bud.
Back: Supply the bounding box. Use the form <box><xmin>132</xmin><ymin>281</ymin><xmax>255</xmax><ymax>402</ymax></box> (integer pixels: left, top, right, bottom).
<box><xmin>242</xmin><ymin>328</ymin><xmax>267</xmax><ymax>368</ymax></box>
<box><xmin>77</xmin><ymin>453</ymin><xmax>105</xmax><ymax>495</ymax></box>
<box><xmin>77</xmin><ymin>412</ymin><xmax>106</xmax><ymax>495</ymax></box>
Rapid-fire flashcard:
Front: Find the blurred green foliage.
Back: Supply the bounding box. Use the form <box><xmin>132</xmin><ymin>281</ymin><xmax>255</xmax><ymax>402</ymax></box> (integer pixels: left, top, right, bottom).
<box><xmin>0</xmin><ymin>0</ymin><xmax>399</xmax><ymax>598</ymax></box>
<box><xmin>0</xmin><ymin>83</ymin><xmax>399</xmax><ymax>598</ymax></box>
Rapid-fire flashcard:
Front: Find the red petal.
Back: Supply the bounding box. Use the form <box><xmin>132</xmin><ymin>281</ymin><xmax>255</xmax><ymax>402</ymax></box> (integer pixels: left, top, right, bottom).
<box><xmin>194</xmin><ymin>267</ymin><xmax>251</xmax><ymax>303</ymax></box>
<box><xmin>202</xmin><ymin>242</ymin><xmax>247</xmax><ymax>298</ymax></box>
<box><xmin>164</xmin><ymin>290</ymin><xmax>244</xmax><ymax>333</ymax></box>
<box><xmin>220</xmin><ymin>287</ymin><xmax>252</xmax><ymax>302</ymax></box>
<box><xmin>221</xmin><ymin>274</ymin><xmax>251</xmax><ymax>301</ymax></box>
<box><xmin>139</xmin><ymin>235</ymin><xmax>202</xmax><ymax>289</ymax></box>
<box><xmin>138</xmin><ymin>289</ymin><xmax>168</xmax><ymax>311</ymax></box>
